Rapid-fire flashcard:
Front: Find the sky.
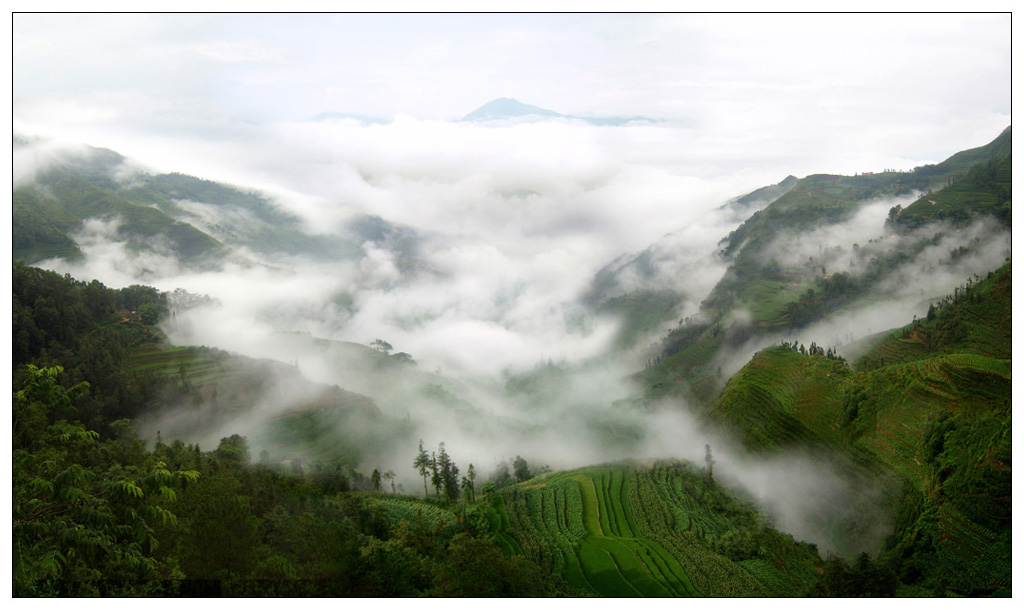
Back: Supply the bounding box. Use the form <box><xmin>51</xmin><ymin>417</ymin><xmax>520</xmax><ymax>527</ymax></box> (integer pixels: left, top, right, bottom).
<box><xmin>13</xmin><ymin>13</ymin><xmax>1010</xmax><ymax>174</ymax></box>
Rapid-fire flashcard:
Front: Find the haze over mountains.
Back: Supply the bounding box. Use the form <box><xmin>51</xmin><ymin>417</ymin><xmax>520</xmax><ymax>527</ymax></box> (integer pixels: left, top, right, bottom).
<box><xmin>12</xmin><ymin>13</ymin><xmax>1012</xmax><ymax>597</ymax></box>
<box><xmin>460</xmin><ymin>97</ymin><xmax>659</xmax><ymax>126</ymax></box>
<box><xmin>12</xmin><ymin>110</ymin><xmax>1012</xmax><ymax>595</ymax></box>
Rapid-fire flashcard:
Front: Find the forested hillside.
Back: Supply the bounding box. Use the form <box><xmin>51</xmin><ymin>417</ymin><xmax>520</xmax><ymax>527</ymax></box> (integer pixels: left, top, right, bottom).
<box><xmin>705</xmin><ymin>263</ymin><xmax>1011</xmax><ymax>595</ymax></box>
<box><xmin>639</xmin><ymin>127</ymin><xmax>1011</xmax><ymax>410</ymax></box>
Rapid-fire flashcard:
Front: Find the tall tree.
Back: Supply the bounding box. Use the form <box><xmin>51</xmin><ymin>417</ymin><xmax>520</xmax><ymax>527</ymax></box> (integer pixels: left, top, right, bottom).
<box><xmin>466</xmin><ymin>463</ymin><xmax>477</xmax><ymax>503</ymax></box>
<box><xmin>437</xmin><ymin>443</ymin><xmax>459</xmax><ymax>503</ymax></box>
<box><xmin>413</xmin><ymin>440</ymin><xmax>431</xmax><ymax>498</ymax></box>
<box><xmin>493</xmin><ymin>461</ymin><xmax>511</xmax><ymax>488</ymax></box>
<box><xmin>513</xmin><ymin>455</ymin><xmax>531</xmax><ymax>482</ymax></box>
<box><xmin>430</xmin><ymin>452</ymin><xmax>441</xmax><ymax>499</ymax></box>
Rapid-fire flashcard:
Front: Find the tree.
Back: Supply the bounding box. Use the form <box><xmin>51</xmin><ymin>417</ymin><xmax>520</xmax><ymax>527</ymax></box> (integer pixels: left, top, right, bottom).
<box><xmin>413</xmin><ymin>440</ymin><xmax>431</xmax><ymax>498</ymax></box>
<box><xmin>493</xmin><ymin>461</ymin><xmax>511</xmax><ymax>488</ymax></box>
<box><xmin>137</xmin><ymin>302</ymin><xmax>161</xmax><ymax>325</ymax></box>
<box><xmin>887</xmin><ymin>204</ymin><xmax>903</xmax><ymax>222</ymax></box>
<box><xmin>513</xmin><ymin>455</ymin><xmax>531</xmax><ymax>482</ymax></box>
<box><xmin>13</xmin><ymin>365</ymin><xmax>198</xmax><ymax>594</ymax></box>
<box><xmin>370</xmin><ymin>339</ymin><xmax>393</xmax><ymax>355</ymax></box>
<box><xmin>215</xmin><ymin>434</ymin><xmax>250</xmax><ymax>468</ymax></box>
<box><xmin>371</xmin><ymin>468</ymin><xmax>381</xmax><ymax>492</ymax></box>
<box><xmin>437</xmin><ymin>443</ymin><xmax>459</xmax><ymax>503</ymax></box>
<box><xmin>430</xmin><ymin>452</ymin><xmax>441</xmax><ymax>499</ymax></box>
<box><xmin>392</xmin><ymin>352</ymin><xmax>415</xmax><ymax>365</ymax></box>
<box><xmin>466</xmin><ymin>463</ymin><xmax>477</xmax><ymax>503</ymax></box>
<box><xmin>176</xmin><ymin>474</ymin><xmax>262</xmax><ymax>580</ymax></box>
<box><xmin>704</xmin><ymin>444</ymin><xmax>715</xmax><ymax>483</ymax></box>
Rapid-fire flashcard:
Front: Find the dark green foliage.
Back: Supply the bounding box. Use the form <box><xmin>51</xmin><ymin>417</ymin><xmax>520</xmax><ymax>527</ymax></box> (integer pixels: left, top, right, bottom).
<box><xmin>807</xmin><ymin>554</ymin><xmax>898</xmax><ymax>597</ymax></box>
<box><xmin>513</xmin><ymin>455</ymin><xmax>532</xmax><ymax>482</ymax></box>
<box><xmin>175</xmin><ymin>474</ymin><xmax>262</xmax><ymax>579</ymax></box>
<box><xmin>434</xmin><ymin>535</ymin><xmax>568</xmax><ymax>596</ymax></box>
<box><xmin>12</xmin><ymin>263</ymin><xmax>169</xmax><ymax>437</ymax></box>
<box><xmin>13</xmin><ymin>365</ymin><xmax>199</xmax><ymax>596</ymax></box>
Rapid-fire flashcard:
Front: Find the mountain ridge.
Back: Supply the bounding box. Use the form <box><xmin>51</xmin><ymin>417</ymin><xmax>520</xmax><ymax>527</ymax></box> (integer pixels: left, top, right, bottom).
<box><xmin>461</xmin><ymin>97</ymin><xmax>658</xmax><ymax>126</ymax></box>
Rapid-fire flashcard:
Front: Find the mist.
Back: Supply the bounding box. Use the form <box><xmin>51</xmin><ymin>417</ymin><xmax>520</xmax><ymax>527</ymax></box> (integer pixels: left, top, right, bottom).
<box><xmin>17</xmin><ymin>111</ymin><xmax>1009</xmax><ymax>560</ymax></box>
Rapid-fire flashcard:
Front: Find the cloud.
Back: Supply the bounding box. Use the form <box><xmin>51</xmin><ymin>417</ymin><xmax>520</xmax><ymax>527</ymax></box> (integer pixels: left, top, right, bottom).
<box><xmin>710</xmin><ymin>213</ymin><xmax>1011</xmax><ymax>380</ymax></box>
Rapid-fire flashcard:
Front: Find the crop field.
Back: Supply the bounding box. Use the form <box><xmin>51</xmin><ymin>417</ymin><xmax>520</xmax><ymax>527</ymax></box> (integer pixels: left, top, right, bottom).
<box><xmin>257</xmin><ymin>389</ymin><xmax>383</xmax><ymax>465</ymax></box>
<box><xmin>128</xmin><ymin>342</ymin><xmax>390</xmax><ymax>465</ymax></box>
<box><xmin>496</xmin><ymin>462</ymin><xmax>822</xmax><ymax>597</ymax></box>
<box><xmin>740</xmin><ymin>279</ymin><xmax>800</xmax><ymax>325</ymax></box>
<box><xmin>854</xmin><ymin>331</ymin><xmax>932</xmax><ymax>368</ymax></box>
<box><xmin>371</xmin><ymin>497</ymin><xmax>465</xmax><ymax>547</ymax></box>
<box><xmin>934</xmin><ymin>501</ymin><xmax>1011</xmax><ymax>593</ymax></box>
<box><xmin>259</xmin><ymin>410</ymin><xmax>353</xmax><ymax>463</ymax></box>
<box><xmin>852</xmin><ymin>352</ymin><xmax>1010</xmax><ymax>493</ymax></box>
<box><xmin>126</xmin><ymin>343</ymin><xmax>233</xmax><ymax>386</ymax></box>
<box><xmin>499</xmin><ymin>466</ymin><xmax>698</xmax><ymax>597</ymax></box>
<box><xmin>712</xmin><ymin>347</ymin><xmax>851</xmax><ymax>450</ymax></box>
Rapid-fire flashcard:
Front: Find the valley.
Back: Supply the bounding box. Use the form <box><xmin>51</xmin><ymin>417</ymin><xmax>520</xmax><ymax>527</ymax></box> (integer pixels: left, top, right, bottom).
<box><xmin>12</xmin><ymin>123</ymin><xmax>1011</xmax><ymax>597</ymax></box>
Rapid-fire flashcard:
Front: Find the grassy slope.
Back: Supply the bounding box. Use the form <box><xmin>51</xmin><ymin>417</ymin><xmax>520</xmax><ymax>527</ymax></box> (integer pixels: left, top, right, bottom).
<box><xmin>703</xmin><ymin>262</ymin><xmax>1011</xmax><ymax>595</ymax></box>
<box><xmin>492</xmin><ymin>462</ymin><xmax>820</xmax><ymax>597</ymax></box>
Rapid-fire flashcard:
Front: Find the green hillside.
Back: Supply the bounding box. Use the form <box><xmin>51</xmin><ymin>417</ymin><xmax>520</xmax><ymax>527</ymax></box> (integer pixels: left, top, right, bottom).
<box><xmin>703</xmin><ymin>262</ymin><xmax>1011</xmax><ymax>596</ymax></box>
<box><xmin>12</xmin><ymin>143</ymin><xmax>404</xmax><ymax>267</ymax></box>
<box><xmin>584</xmin><ymin>176</ymin><xmax>801</xmax><ymax>350</ymax></box>
<box><xmin>644</xmin><ymin>128</ymin><xmax>1012</xmax><ymax>411</ymax></box>
<box><xmin>117</xmin><ymin>172</ymin><xmax>364</xmax><ymax>261</ymax></box>
<box><xmin>13</xmin><ymin>157</ymin><xmax>226</xmax><ymax>265</ymax></box>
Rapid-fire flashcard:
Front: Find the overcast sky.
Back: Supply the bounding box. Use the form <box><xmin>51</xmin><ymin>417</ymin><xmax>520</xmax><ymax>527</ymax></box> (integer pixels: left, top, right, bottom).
<box><xmin>14</xmin><ymin>13</ymin><xmax>1010</xmax><ymax>176</ymax></box>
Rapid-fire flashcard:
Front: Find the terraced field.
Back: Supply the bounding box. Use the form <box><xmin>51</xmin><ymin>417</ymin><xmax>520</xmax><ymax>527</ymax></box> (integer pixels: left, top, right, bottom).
<box><xmin>127</xmin><ymin>342</ymin><xmax>387</xmax><ymax>465</ymax></box>
<box><xmin>126</xmin><ymin>343</ymin><xmax>236</xmax><ymax>387</ymax></box>
<box><xmin>711</xmin><ymin>346</ymin><xmax>849</xmax><ymax>451</ymax></box>
<box><xmin>851</xmin><ymin>352</ymin><xmax>1011</xmax><ymax>493</ymax></box>
<box><xmin>497</xmin><ymin>463</ymin><xmax>820</xmax><ymax>597</ymax></box>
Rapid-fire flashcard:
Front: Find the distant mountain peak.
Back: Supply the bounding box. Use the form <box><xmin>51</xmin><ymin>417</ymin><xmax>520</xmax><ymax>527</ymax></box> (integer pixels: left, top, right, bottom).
<box><xmin>460</xmin><ymin>98</ymin><xmax>565</xmax><ymax>122</ymax></box>
<box><xmin>461</xmin><ymin>98</ymin><xmax>658</xmax><ymax>126</ymax></box>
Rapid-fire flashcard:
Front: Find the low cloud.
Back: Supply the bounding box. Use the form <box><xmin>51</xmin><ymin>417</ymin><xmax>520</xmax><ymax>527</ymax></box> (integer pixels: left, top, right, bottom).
<box><xmin>16</xmin><ymin>115</ymin><xmax>1007</xmax><ymax>560</ymax></box>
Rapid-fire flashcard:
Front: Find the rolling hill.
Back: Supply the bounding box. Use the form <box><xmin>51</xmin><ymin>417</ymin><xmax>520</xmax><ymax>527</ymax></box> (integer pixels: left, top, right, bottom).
<box><xmin>638</xmin><ymin>127</ymin><xmax>1011</xmax><ymax>410</ymax></box>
